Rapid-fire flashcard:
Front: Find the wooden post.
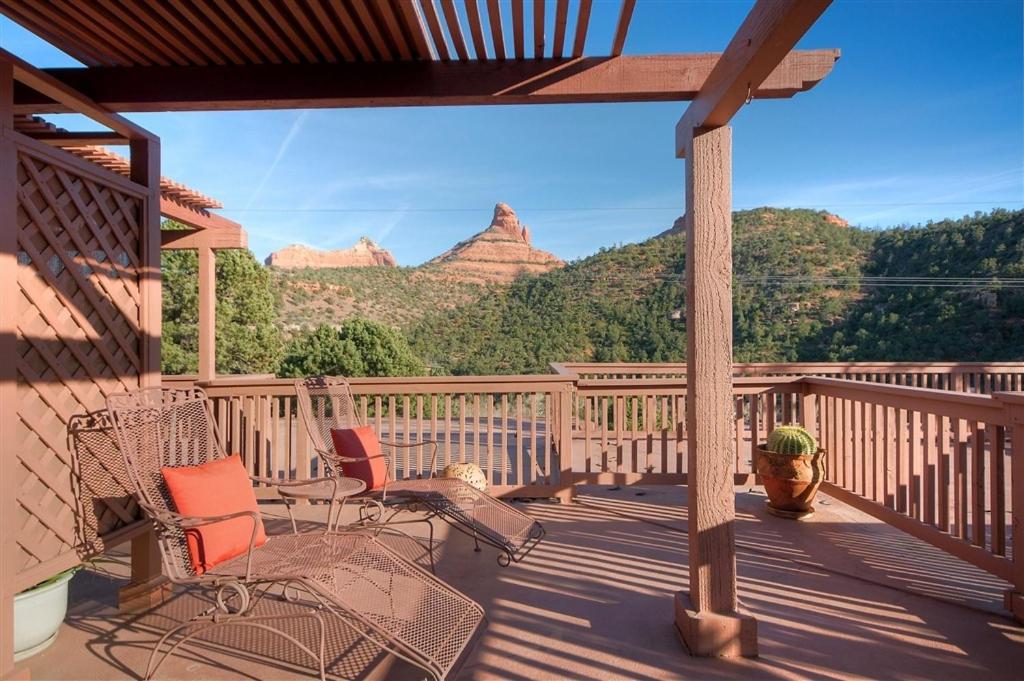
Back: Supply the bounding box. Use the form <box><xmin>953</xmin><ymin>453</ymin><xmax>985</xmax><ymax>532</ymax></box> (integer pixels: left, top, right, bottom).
<box><xmin>673</xmin><ymin>125</ymin><xmax>757</xmax><ymax>657</ymax></box>
<box><xmin>556</xmin><ymin>384</ymin><xmax>576</xmax><ymax>503</ymax></box>
<box><xmin>0</xmin><ymin>58</ymin><xmax>19</xmax><ymax>679</ymax></box>
<box><xmin>197</xmin><ymin>245</ymin><xmax>216</xmax><ymax>382</ymax></box>
<box><xmin>1002</xmin><ymin>393</ymin><xmax>1024</xmax><ymax>622</ymax></box>
<box><xmin>120</xmin><ymin>134</ymin><xmax>170</xmax><ymax>610</ymax></box>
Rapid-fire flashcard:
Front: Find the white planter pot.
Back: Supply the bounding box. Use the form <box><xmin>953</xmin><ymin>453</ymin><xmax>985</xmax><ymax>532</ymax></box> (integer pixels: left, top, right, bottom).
<box><xmin>13</xmin><ymin>569</ymin><xmax>74</xmax><ymax>661</ymax></box>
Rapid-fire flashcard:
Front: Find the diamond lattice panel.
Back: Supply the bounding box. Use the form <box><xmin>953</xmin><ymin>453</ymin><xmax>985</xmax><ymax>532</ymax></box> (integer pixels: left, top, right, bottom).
<box><xmin>14</xmin><ymin>143</ymin><xmax>144</xmax><ymax>581</ymax></box>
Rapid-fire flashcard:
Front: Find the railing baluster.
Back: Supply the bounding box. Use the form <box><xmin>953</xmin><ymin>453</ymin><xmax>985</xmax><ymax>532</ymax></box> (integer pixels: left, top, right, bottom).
<box><xmin>972</xmin><ymin>421</ymin><xmax>986</xmax><ymax>548</ymax></box>
<box><xmin>992</xmin><ymin>425</ymin><xmax>1006</xmax><ymax>555</ymax></box>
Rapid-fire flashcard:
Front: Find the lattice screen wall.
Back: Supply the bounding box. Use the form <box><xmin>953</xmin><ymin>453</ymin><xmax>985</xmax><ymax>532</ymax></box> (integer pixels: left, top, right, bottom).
<box><xmin>13</xmin><ymin>137</ymin><xmax>147</xmax><ymax>592</ymax></box>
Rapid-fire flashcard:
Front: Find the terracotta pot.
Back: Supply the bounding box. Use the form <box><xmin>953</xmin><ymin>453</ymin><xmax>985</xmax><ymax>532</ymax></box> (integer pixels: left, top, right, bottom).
<box><xmin>755</xmin><ymin>445</ymin><xmax>826</xmax><ymax>516</ymax></box>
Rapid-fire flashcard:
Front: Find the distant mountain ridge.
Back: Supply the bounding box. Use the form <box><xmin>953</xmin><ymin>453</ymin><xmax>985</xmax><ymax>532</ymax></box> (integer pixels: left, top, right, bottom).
<box><xmin>266</xmin><ymin>237</ymin><xmax>396</xmax><ymax>268</ymax></box>
<box><xmin>271</xmin><ymin>203</ymin><xmax>565</xmax><ymax>329</ymax></box>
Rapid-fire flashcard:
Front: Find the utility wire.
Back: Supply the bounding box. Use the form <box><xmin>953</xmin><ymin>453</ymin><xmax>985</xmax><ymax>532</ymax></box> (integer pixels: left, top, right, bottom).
<box><xmin>227</xmin><ymin>200</ymin><xmax>1023</xmax><ymax>213</ymax></box>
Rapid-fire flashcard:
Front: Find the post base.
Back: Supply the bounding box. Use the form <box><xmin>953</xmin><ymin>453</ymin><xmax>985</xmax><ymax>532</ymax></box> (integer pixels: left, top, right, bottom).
<box><xmin>118</xmin><ymin>574</ymin><xmax>171</xmax><ymax>613</ymax></box>
<box><xmin>1004</xmin><ymin>589</ymin><xmax>1024</xmax><ymax>623</ymax></box>
<box><xmin>674</xmin><ymin>591</ymin><xmax>758</xmax><ymax>657</ymax></box>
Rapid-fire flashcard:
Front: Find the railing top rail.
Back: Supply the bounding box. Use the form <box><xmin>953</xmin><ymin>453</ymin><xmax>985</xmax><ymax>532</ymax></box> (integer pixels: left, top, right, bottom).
<box><xmin>193</xmin><ymin>373</ymin><xmax>575</xmax><ymax>397</ymax></box>
<box><xmin>804</xmin><ymin>376</ymin><xmax>1009</xmax><ymax>424</ymax></box>
<box><xmin>575</xmin><ymin>375</ymin><xmax>804</xmax><ymax>392</ymax></box>
<box><xmin>558</xmin><ymin>361</ymin><xmax>1024</xmax><ymax>373</ymax></box>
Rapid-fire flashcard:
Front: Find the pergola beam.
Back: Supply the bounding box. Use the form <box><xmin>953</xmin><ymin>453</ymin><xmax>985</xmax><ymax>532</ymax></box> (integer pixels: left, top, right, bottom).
<box><xmin>676</xmin><ymin>0</ymin><xmax>833</xmax><ymax>156</ymax></box>
<box><xmin>13</xmin><ymin>51</ymin><xmax>838</xmax><ymax>113</ymax></box>
<box><xmin>30</xmin><ymin>130</ymin><xmax>128</xmax><ymax>146</ymax></box>
<box><xmin>160</xmin><ymin>224</ymin><xmax>247</xmax><ymax>250</ymax></box>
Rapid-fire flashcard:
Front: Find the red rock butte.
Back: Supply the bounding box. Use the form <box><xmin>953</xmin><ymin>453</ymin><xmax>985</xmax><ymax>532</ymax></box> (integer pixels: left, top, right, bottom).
<box><xmin>425</xmin><ymin>203</ymin><xmax>564</xmax><ymax>284</ymax></box>
<box><xmin>265</xmin><ymin>237</ymin><xmax>396</xmax><ymax>268</ymax></box>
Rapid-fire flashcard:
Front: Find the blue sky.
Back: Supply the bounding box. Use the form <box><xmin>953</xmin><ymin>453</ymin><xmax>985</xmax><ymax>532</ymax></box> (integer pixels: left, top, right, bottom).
<box><xmin>2</xmin><ymin>0</ymin><xmax>1021</xmax><ymax>265</ymax></box>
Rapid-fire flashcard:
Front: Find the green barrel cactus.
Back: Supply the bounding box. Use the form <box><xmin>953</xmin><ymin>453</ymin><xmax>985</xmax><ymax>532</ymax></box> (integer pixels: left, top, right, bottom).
<box><xmin>766</xmin><ymin>425</ymin><xmax>818</xmax><ymax>455</ymax></box>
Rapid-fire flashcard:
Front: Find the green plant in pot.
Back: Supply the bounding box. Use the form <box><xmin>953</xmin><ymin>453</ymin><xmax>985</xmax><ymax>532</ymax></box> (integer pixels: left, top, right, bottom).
<box><xmin>13</xmin><ymin>565</ymin><xmax>80</xmax><ymax>661</ymax></box>
<box><xmin>755</xmin><ymin>425</ymin><xmax>826</xmax><ymax>519</ymax></box>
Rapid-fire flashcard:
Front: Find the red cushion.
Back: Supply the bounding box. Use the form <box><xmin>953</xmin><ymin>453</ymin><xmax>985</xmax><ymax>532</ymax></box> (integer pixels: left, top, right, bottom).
<box><xmin>330</xmin><ymin>426</ymin><xmax>389</xmax><ymax>490</ymax></box>
<box><xmin>161</xmin><ymin>454</ymin><xmax>266</xmax><ymax>575</ymax></box>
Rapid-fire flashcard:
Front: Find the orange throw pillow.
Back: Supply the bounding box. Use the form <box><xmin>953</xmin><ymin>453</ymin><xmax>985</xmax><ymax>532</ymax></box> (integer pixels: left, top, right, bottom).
<box><xmin>161</xmin><ymin>454</ymin><xmax>266</xmax><ymax>575</ymax></box>
<box><xmin>330</xmin><ymin>426</ymin><xmax>389</xmax><ymax>490</ymax></box>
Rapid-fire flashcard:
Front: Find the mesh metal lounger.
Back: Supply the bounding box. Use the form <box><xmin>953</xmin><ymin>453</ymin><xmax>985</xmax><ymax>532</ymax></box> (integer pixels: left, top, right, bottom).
<box><xmin>105</xmin><ymin>387</ymin><xmax>485</xmax><ymax>681</ymax></box>
<box><xmin>294</xmin><ymin>376</ymin><xmax>545</xmax><ymax>567</ymax></box>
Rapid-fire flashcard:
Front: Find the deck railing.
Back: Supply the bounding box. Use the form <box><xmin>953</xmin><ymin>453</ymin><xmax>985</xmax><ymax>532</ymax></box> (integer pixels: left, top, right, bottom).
<box><xmin>192</xmin><ymin>374</ymin><xmax>576</xmax><ymax>502</ymax></box>
<box><xmin>164</xmin><ymin>361</ymin><xmax>1024</xmax><ymax>617</ymax></box>
<box><xmin>805</xmin><ymin>377</ymin><xmax>1020</xmax><ymax>585</ymax></box>
<box><xmin>552</xmin><ymin>361</ymin><xmax>1024</xmax><ymax>393</ymax></box>
<box><xmin>569</xmin><ymin>375</ymin><xmax>806</xmax><ymax>485</ymax></box>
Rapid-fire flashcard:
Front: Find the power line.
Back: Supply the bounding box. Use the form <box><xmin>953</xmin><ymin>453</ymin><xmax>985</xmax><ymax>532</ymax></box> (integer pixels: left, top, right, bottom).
<box><xmin>226</xmin><ymin>200</ymin><xmax>1024</xmax><ymax>213</ymax></box>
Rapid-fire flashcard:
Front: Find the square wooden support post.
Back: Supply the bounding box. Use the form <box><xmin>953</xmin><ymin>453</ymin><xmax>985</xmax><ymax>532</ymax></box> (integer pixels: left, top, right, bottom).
<box><xmin>675</xmin><ymin>125</ymin><xmax>757</xmax><ymax>657</ymax></box>
<box><xmin>197</xmin><ymin>245</ymin><xmax>216</xmax><ymax>382</ymax></box>
<box><xmin>0</xmin><ymin>59</ymin><xmax>19</xmax><ymax>679</ymax></box>
<box><xmin>119</xmin><ymin>135</ymin><xmax>170</xmax><ymax>611</ymax></box>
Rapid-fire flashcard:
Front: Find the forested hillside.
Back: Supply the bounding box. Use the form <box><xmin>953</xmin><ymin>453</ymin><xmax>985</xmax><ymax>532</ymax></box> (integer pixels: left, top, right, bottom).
<box><xmin>827</xmin><ymin>209</ymin><xmax>1024</xmax><ymax>360</ymax></box>
<box><xmin>272</xmin><ymin>266</ymin><xmax>489</xmax><ymax>329</ymax></box>
<box><xmin>408</xmin><ymin>208</ymin><xmax>874</xmax><ymax>374</ymax></box>
<box><xmin>162</xmin><ymin>208</ymin><xmax>1024</xmax><ymax>376</ymax></box>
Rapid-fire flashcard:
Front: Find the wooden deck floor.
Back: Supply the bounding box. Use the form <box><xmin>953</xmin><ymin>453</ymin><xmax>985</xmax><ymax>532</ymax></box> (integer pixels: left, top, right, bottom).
<box><xmin>15</xmin><ymin>485</ymin><xmax>1024</xmax><ymax>680</ymax></box>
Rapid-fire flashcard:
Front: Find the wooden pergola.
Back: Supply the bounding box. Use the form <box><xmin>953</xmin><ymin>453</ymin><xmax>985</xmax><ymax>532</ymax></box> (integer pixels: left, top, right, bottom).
<box><xmin>0</xmin><ymin>0</ymin><xmax>838</xmax><ymax>673</ymax></box>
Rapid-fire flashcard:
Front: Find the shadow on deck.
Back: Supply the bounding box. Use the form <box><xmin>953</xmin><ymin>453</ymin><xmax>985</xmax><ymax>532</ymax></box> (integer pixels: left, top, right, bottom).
<box><xmin>17</xmin><ymin>486</ymin><xmax>1024</xmax><ymax>680</ymax></box>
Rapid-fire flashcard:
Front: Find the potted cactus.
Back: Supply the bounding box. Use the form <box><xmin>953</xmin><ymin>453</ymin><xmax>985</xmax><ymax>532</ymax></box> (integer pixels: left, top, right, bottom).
<box><xmin>755</xmin><ymin>425</ymin><xmax>826</xmax><ymax>519</ymax></box>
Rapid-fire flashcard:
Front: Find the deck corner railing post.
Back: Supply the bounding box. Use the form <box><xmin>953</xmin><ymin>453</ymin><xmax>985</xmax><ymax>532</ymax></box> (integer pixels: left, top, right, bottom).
<box><xmin>798</xmin><ymin>379</ymin><xmax>818</xmax><ymax>441</ymax></box>
<box><xmin>1001</xmin><ymin>394</ymin><xmax>1024</xmax><ymax>623</ymax></box>
<box><xmin>555</xmin><ymin>382</ymin><xmax>576</xmax><ymax>503</ymax></box>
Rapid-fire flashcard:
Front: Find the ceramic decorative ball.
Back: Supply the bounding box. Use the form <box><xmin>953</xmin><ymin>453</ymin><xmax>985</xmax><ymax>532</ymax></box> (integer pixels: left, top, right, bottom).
<box><xmin>440</xmin><ymin>462</ymin><xmax>488</xmax><ymax>491</ymax></box>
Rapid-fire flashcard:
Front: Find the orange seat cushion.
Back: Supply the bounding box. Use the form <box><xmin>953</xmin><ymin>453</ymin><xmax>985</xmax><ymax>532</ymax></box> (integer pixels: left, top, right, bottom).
<box><xmin>161</xmin><ymin>454</ymin><xmax>266</xmax><ymax>575</ymax></box>
<box><xmin>330</xmin><ymin>426</ymin><xmax>389</xmax><ymax>490</ymax></box>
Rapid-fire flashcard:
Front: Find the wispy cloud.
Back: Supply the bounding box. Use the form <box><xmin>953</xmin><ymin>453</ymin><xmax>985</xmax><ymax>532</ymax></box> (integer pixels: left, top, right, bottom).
<box><xmin>752</xmin><ymin>167</ymin><xmax>1024</xmax><ymax>226</ymax></box>
<box><xmin>242</xmin><ymin>111</ymin><xmax>310</xmax><ymax>211</ymax></box>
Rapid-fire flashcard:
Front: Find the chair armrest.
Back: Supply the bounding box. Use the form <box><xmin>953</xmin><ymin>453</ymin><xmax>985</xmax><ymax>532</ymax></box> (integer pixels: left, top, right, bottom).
<box><xmin>141</xmin><ymin>503</ymin><xmax>262</xmax><ymax>580</ymax></box>
<box><xmin>379</xmin><ymin>439</ymin><xmax>439</xmax><ymax>479</ymax></box>
<box><xmin>313</xmin><ymin>446</ymin><xmax>395</xmax><ymax>491</ymax></box>
<box><xmin>249</xmin><ymin>475</ymin><xmax>342</xmax><ymax>488</ymax></box>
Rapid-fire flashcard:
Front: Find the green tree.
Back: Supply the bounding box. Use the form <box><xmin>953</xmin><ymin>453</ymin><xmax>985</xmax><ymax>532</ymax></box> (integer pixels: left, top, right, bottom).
<box><xmin>161</xmin><ymin>223</ymin><xmax>282</xmax><ymax>374</ymax></box>
<box><xmin>278</xmin><ymin>318</ymin><xmax>426</xmax><ymax>378</ymax></box>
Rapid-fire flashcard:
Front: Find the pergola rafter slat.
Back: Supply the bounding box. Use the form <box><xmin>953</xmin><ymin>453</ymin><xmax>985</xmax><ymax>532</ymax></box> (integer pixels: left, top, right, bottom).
<box><xmin>96</xmin><ymin>0</ymin><xmax>192</xmax><ymax>67</ymax></box>
<box><xmin>533</xmin><ymin>0</ymin><xmax>545</xmax><ymax>58</ymax></box>
<box><xmin>395</xmin><ymin>0</ymin><xmax>435</xmax><ymax>61</ymax></box>
<box><xmin>512</xmin><ymin>0</ymin><xmax>526</xmax><ymax>60</ymax></box>
<box><xmin>188</xmin><ymin>0</ymin><xmax>269</xmax><ymax>64</ymax></box>
<box><xmin>551</xmin><ymin>0</ymin><xmax>570</xmax><ymax>59</ymax></box>
<box><xmin>440</xmin><ymin>0</ymin><xmax>471</xmax><ymax>61</ymax></box>
<box><xmin>328</xmin><ymin>0</ymin><xmax>377</xmax><ymax>62</ymax></box>
<box><xmin>351</xmin><ymin>0</ymin><xmax>396</xmax><ymax>62</ymax></box>
<box><xmin>418</xmin><ymin>0</ymin><xmax>452</xmax><ymax>62</ymax></box>
<box><xmin>572</xmin><ymin>0</ymin><xmax>594</xmax><ymax>58</ymax></box>
<box><xmin>171</xmin><ymin>0</ymin><xmax>249</xmax><ymax>66</ymax></box>
<box><xmin>373</xmin><ymin>0</ymin><xmax>415</xmax><ymax>61</ymax></box>
<box><xmin>464</xmin><ymin>0</ymin><xmax>490</xmax><ymax>61</ymax></box>
<box><xmin>485</xmin><ymin>0</ymin><xmax>506</xmax><ymax>60</ymax></box>
<box><xmin>611</xmin><ymin>0</ymin><xmax>637</xmax><ymax>57</ymax></box>
<box><xmin>299</xmin><ymin>0</ymin><xmax>356</xmax><ymax>62</ymax></box>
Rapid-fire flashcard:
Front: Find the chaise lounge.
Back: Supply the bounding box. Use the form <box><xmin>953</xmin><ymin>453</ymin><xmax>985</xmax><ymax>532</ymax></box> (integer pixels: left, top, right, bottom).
<box><xmin>295</xmin><ymin>376</ymin><xmax>546</xmax><ymax>567</ymax></box>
